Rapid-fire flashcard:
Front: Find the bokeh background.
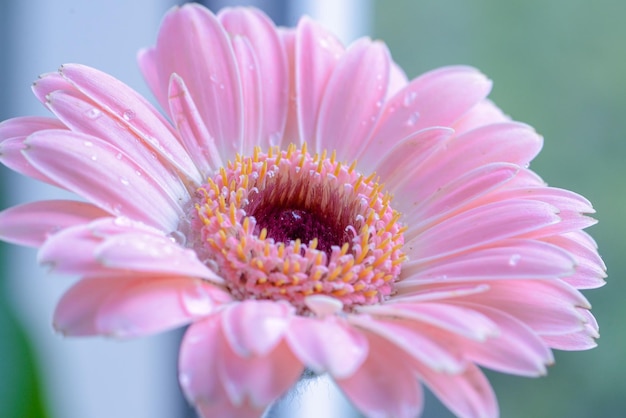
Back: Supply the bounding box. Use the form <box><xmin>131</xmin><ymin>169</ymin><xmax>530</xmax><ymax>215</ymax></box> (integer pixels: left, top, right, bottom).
<box><xmin>0</xmin><ymin>0</ymin><xmax>623</xmax><ymax>417</ymax></box>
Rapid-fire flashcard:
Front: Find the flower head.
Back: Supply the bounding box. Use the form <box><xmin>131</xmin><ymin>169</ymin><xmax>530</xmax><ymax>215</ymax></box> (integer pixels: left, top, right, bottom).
<box><xmin>0</xmin><ymin>4</ymin><xmax>605</xmax><ymax>418</ymax></box>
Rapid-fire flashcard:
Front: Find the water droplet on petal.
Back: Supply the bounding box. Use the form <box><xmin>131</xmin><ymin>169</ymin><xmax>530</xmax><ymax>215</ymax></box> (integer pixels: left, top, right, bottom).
<box><xmin>119</xmin><ymin>177</ymin><xmax>129</xmax><ymax>186</ymax></box>
<box><xmin>85</xmin><ymin>108</ymin><xmax>102</xmax><ymax>119</ymax></box>
<box><xmin>122</xmin><ymin>109</ymin><xmax>135</xmax><ymax>121</ymax></box>
<box><xmin>90</xmin><ymin>154</ymin><xmax>98</xmax><ymax>161</ymax></box>
<box><xmin>115</xmin><ymin>153</ymin><xmax>123</xmax><ymax>160</ymax></box>
<box><xmin>181</xmin><ymin>283</ymin><xmax>213</xmax><ymax>316</ymax></box>
<box><xmin>169</xmin><ymin>230</ymin><xmax>187</xmax><ymax>246</ymax></box>
<box><xmin>508</xmin><ymin>254</ymin><xmax>521</xmax><ymax>266</ymax></box>
<box><xmin>403</xmin><ymin>91</ymin><xmax>417</xmax><ymax>107</ymax></box>
<box><xmin>83</xmin><ymin>141</ymin><xmax>93</xmax><ymax>147</ymax></box>
<box><xmin>405</xmin><ymin>112</ymin><xmax>420</xmax><ymax>126</ymax></box>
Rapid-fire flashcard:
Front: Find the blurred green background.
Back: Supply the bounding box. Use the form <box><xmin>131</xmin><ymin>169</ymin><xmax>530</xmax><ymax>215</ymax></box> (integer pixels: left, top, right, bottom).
<box><xmin>1</xmin><ymin>0</ymin><xmax>623</xmax><ymax>417</ymax></box>
<box><xmin>375</xmin><ymin>0</ymin><xmax>624</xmax><ymax>416</ymax></box>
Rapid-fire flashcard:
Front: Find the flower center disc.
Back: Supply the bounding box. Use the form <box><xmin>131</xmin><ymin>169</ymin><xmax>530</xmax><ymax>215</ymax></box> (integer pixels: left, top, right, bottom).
<box><xmin>192</xmin><ymin>144</ymin><xmax>405</xmax><ymax>313</ymax></box>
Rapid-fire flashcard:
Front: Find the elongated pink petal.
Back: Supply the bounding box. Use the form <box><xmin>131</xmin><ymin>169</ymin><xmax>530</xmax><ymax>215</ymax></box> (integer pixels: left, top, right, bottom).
<box><xmin>315</xmin><ymin>38</ymin><xmax>389</xmax><ymax>156</ymax></box>
<box><xmin>31</xmin><ymin>71</ymin><xmax>75</xmax><ymax>104</ymax></box>
<box><xmin>278</xmin><ymin>27</ymin><xmax>299</xmax><ymax>146</ymax></box>
<box><xmin>58</xmin><ymin>63</ymin><xmax>201</xmax><ymax>183</ymax></box>
<box><xmin>403</xmin><ymin>163</ymin><xmax>520</xmax><ymax>229</ymax></box>
<box><xmin>402</xmin><ymin>239</ymin><xmax>576</xmax><ymax>282</ymax></box>
<box><xmin>0</xmin><ymin>200</ymin><xmax>108</xmax><ymax>247</ymax></box>
<box><xmin>336</xmin><ymin>331</ymin><xmax>424</xmax><ymax>418</ymax></box>
<box><xmin>455</xmin><ymin>304</ymin><xmax>554</xmax><ymax>376</ymax></box>
<box><xmin>168</xmin><ymin>74</ymin><xmax>223</xmax><ymax>175</ymax></box>
<box><xmin>543</xmin><ymin>233</ymin><xmax>606</xmax><ymax>289</ymax></box>
<box><xmin>180</xmin><ymin>315</ymin><xmax>301</xmax><ymax>416</ymax></box>
<box><xmin>406</xmin><ymin>199</ymin><xmax>561</xmax><ymax>262</ymax></box>
<box><xmin>23</xmin><ymin>130</ymin><xmax>183</xmax><ymax>229</ymax></box>
<box><xmin>150</xmin><ymin>4</ymin><xmax>243</xmax><ymax>160</ymax></box>
<box><xmin>220</xmin><ymin>300</ymin><xmax>293</xmax><ymax>357</ymax></box>
<box><xmin>453</xmin><ymin>98</ymin><xmax>510</xmax><ymax>134</ymax></box>
<box><xmin>285</xmin><ymin>316</ymin><xmax>368</xmax><ymax>379</ymax></box>
<box><xmin>219</xmin><ymin>8</ymin><xmax>288</xmax><ymax>152</ymax></box>
<box><xmin>54</xmin><ymin>275</ymin><xmax>229</xmax><ymax>337</ymax></box>
<box><xmin>542</xmin><ymin>309</ymin><xmax>599</xmax><ymax>350</ymax></box>
<box><xmin>372</xmin><ymin>127</ymin><xmax>454</xmax><ymax>189</ymax></box>
<box><xmin>38</xmin><ymin>217</ymin><xmax>222</xmax><ymax>282</ymax></box>
<box><xmin>360</xmin><ymin>302</ymin><xmax>499</xmax><ymax>342</ymax></box>
<box><xmin>416</xmin><ymin>363</ymin><xmax>498</xmax><ymax>418</ymax></box>
<box><xmin>295</xmin><ymin>16</ymin><xmax>344</xmax><ymax>147</ymax></box>
<box><xmin>394</xmin><ymin>122</ymin><xmax>543</xmax><ymax>205</ymax></box>
<box><xmin>349</xmin><ymin>314</ymin><xmax>464</xmax><ymax>373</ymax></box>
<box><xmin>0</xmin><ymin>117</ymin><xmax>67</xmax><ymax>187</ymax></box>
<box><xmin>358</xmin><ymin>66</ymin><xmax>492</xmax><ymax>167</ymax></box>
<box><xmin>218</xmin><ymin>339</ymin><xmax>302</xmax><ymax>409</ymax></box>
<box><xmin>46</xmin><ymin>89</ymin><xmax>192</xmax><ymax>203</ymax></box>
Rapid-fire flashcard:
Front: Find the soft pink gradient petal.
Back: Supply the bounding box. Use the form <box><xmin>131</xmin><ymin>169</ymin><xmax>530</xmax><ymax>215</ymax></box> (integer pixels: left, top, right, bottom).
<box><xmin>405</xmin><ymin>200</ymin><xmax>561</xmax><ymax>262</ymax></box>
<box><xmin>59</xmin><ymin>64</ymin><xmax>201</xmax><ymax>183</ymax></box>
<box><xmin>0</xmin><ymin>200</ymin><xmax>108</xmax><ymax>247</ymax></box>
<box><xmin>54</xmin><ymin>275</ymin><xmax>229</xmax><ymax>337</ymax></box>
<box><xmin>285</xmin><ymin>316</ymin><xmax>369</xmax><ymax>379</ymax></box>
<box><xmin>349</xmin><ymin>314</ymin><xmax>464</xmax><ymax>373</ymax></box>
<box><xmin>23</xmin><ymin>130</ymin><xmax>183</xmax><ymax>230</ymax></box>
<box><xmin>416</xmin><ymin>363</ymin><xmax>498</xmax><ymax>418</ymax></box>
<box><xmin>358</xmin><ymin>302</ymin><xmax>499</xmax><ymax>342</ymax></box>
<box><xmin>402</xmin><ymin>163</ymin><xmax>520</xmax><ymax>230</ymax></box>
<box><xmin>401</xmin><ymin>239</ymin><xmax>576</xmax><ymax>282</ymax></box>
<box><xmin>452</xmin><ymin>98</ymin><xmax>510</xmax><ymax>134</ymax></box>
<box><xmin>455</xmin><ymin>304</ymin><xmax>554</xmax><ymax>376</ymax></box>
<box><xmin>45</xmin><ymin>88</ymin><xmax>192</xmax><ymax>203</ymax></box>
<box><xmin>0</xmin><ymin>117</ymin><xmax>67</xmax><ymax>187</ymax></box>
<box><xmin>31</xmin><ymin>71</ymin><xmax>75</xmax><ymax>103</ymax></box>
<box><xmin>336</xmin><ymin>332</ymin><xmax>424</xmax><ymax>418</ymax></box>
<box><xmin>180</xmin><ymin>315</ymin><xmax>302</xmax><ymax>416</ymax></box>
<box><xmin>315</xmin><ymin>38</ymin><xmax>389</xmax><ymax>156</ymax></box>
<box><xmin>295</xmin><ymin>16</ymin><xmax>344</xmax><ymax>147</ymax></box>
<box><xmin>358</xmin><ymin>66</ymin><xmax>492</xmax><ymax>168</ymax></box>
<box><xmin>168</xmin><ymin>74</ymin><xmax>223</xmax><ymax>175</ymax></box>
<box><xmin>544</xmin><ymin>232</ymin><xmax>606</xmax><ymax>289</ymax></box>
<box><xmin>147</xmin><ymin>4</ymin><xmax>243</xmax><ymax>160</ymax></box>
<box><xmin>220</xmin><ymin>300</ymin><xmax>292</xmax><ymax>357</ymax></box>
<box><xmin>218</xmin><ymin>339</ymin><xmax>302</xmax><ymax>409</ymax></box>
<box><xmin>277</xmin><ymin>27</ymin><xmax>299</xmax><ymax>146</ymax></box>
<box><xmin>542</xmin><ymin>308</ymin><xmax>599</xmax><ymax>350</ymax></box>
<box><xmin>393</xmin><ymin>123</ymin><xmax>543</xmax><ymax>207</ymax></box>
<box><xmin>38</xmin><ymin>217</ymin><xmax>222</xmax><ymax>282</ymax></box>
<box><xmin>219</xmin><ymin>7</ymin><xmax>288</xmax><ymax>152</ymax></box>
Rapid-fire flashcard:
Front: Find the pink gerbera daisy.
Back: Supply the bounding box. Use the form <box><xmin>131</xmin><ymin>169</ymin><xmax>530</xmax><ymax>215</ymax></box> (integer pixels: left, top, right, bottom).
<box><xmin>0</xmin><ymin>4</ymin><xmax>605</xmax><ymax>418</ymax></box>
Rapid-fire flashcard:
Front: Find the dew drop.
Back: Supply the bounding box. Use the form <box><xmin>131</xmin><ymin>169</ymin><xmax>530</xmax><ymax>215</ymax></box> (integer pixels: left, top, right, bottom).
<box><xmin>403</xmin><ymin>91</ymin><xmax>417</xmax><ymax>107</ymax></box>
<box><xmin>85</xmin><ymin>108</ymin><xmax>102</xmax><ymax>119</ymax></box>
<box><xmin>180</xmin><ymin>283</ymin><xmax>212</xmax><ymax>316</ymax></box>
<box><xmin>268</xmin><ymin>131</ymin><xmax>281</xmax><ymax>146</ymax></box>
<box><xmin>209</xmin><ymin>74</ymin><xmax>219</xmax><ymax>83</ymax></box>
<box><xmin>115</xmin><ymin>152</ymin><xmax>123</xmax><ymax>160</ymax></box>
<box><xmin>83</xmin><ymin>141</ymin><xmax>93</xmax><ymax>147</ymax></box>
<box><xmin>508</xmin><ymin>254</ymin><xmax>522</xmax><ymax>266</ymax></box>
<box><xmin>112</xmin><ymin>203</ymin><xmax>123</xmax><ymax>214</ymax></box>
<box><xmin>169</xmin><ymin>230</ymin><xmax>187</xmax><ymax>246</ymax></box>
<box><xmin>119</xmin><ymin>177</ymin><xmax>129</xmax><ymax>186</ymax></box>
<box><xmin>122</xmin><ymin>109</ymin><xmax>135</xmax><ymax>121</ymax></box>
<box><xmin>405</xmin><ymin>112</ymin><xmax>420</xmax><ymax>126</ymax></box>
<box><xmin>90</xmin><ymin>154</ymin><xmax>98</xmax><ymax>161</ymax></box>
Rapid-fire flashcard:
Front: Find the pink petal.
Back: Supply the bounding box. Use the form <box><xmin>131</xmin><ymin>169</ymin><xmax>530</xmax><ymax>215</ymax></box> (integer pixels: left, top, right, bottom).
<box><xmin>285</xmin><ymin>316</ymin><xmax>368</xmax><ymax>379</ymax></box>
<box><xmin>38</xmin><ymin>217</ymin><xmax>221</xmax><ymax>282</ymax></box>
<box><xmin>0</xmin><ymin>200</ymin><xmax>108</xmax><ymax>247</ymax></box>
<box><xmin>394</xmin><ymin>122</ymin><xmax>543</xmax><ymax>205</ymax></box>
<box><xmin>278</xmin><ymin>27</ymin><xmax>300</xmax><ymax>147</ymax></box>
<box><xmin>403</xmin><ymin>163</ymin><xmax>520</xmax><ymax>231</ymax></box>
<box><xmin>23</xmin><ymin>130</ymin><xmax>183</xmax><ymax>229</ymax></box>
<box><xmin>372</xmin><ymin>127</ymin><xmax>454</xmax><ymax>190</ymax></box>
<box><xmin>58</xmin><ymin>64</ymin><xmax>201</xmax><ymax>183</ymax></box>
<box><xmin>31</xmin><ymin>71</ymin><xmax>75</xmax><ymax>104</ymax></box>
<box><xmin>218</xmin><ymin>338</ymin><xmax>302</xmax><ymax>409</ymax></box>
<box><xmin>455</xmin><ymin>304</ymin><xmax>554</xmax><ymax>376</ymax></box>
<box><xmin>416</xmin><ymin>362</ymin><xmax>498</xmax><ymax>418</ymax></box>
<box><xmin>542</xmin><ymin>309</ymin><xmax>599</xmax><ymax>350</ymax></box>
<box><xmin>150</xmin><ymin>4</ymin><xmax>243</xmax><ymax>160</ymax></box>
<box><xmin>295</xmin><ymin>16</ymin><xmax>344</xmax><ymax>148</ymax></box>
<box><xmin>402</xmin><ymin>239</ymin><xmax>576</xmax><ymax>283</ymax></box>
<box><xmin>220</xmin><ymin>300</ymin><xmax>293</xmax><ymax>357</ymax></box>
<box><xmin>349</xmin><ymin>314</ymin><xmax>464</xmax><ymax>373</ymax></box>
<box><xmin>358</xmin><ymin>66</ymin><xmax>492</xmax><ymax>168</ymax></box>
<box><xmin>315</xmin><ymin>38</ymin><xmax>389</xmax><ymax>157</ymax></box>
<box><xmin>168</xmin><ymin>74</ymin><xmax>223</xmax><ymax>175</ymax></box>
<box><xmin>458</xmin><ymin>279</ymin><xmax>591</xmax><ymax>335</ymax></box>
<box><xmin>359</xmin><ymin>302</ymin><xmax>499</xmax><ymax>342</ymax></box>
<box><xmin>54</xmin><ymin>275</ymin><xmax>229</xmax><ymax>337</ymax></box>
<box><xmin>46</xmin><ymin>89</ymin><xmax>192</xmax><ymax>202</ymax></box>
<box><xmin>543</xmin><ymin>232</ymin><xmax>606</xmax><ymax>289</ymax></box>
<box><xmin>0</xmin><ymin>117</ymin><xmax>67</xmax><ymax>187</ymax></box>
<box><xmin>180</xmin><ymin>315</ymin><xmax>301</xmax><ymax>416</ymax></box>
<box><xmin>336</xmin><ymin>331</ymin><xmax>424</xmax><ymax>418</ymax></box>
<box><xmin>453</xmin><ymin>98</ymin><xmax>510</xmax><ymax>135</ymax></box>
<box><xmin>219</xmin><ymin>8</ymin><xmax>288</xmax><ymax>152</ymax></box>
<box><xmin>405</xmin><ymin>199</ymin><xmax>561</xmax><ymax>263</ymax></box>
